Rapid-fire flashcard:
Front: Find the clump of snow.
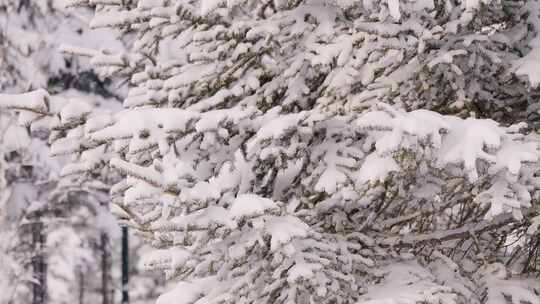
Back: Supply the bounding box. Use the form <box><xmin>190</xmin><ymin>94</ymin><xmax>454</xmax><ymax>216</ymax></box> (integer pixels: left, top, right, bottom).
<box><xmin>357</xmin><ymin>153</ymin><xmax>400</xmax><ymax>183</ymax></box>
<box><xmin>229</xmin><ymin>194</ymin><xmax>279</xmax><ymax>218</ymax></box>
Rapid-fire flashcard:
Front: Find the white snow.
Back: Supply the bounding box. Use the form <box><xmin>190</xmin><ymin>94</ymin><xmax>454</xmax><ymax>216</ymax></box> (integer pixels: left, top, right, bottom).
<box><xmin>229</xmin><ymin>194</ymin><xmax>279</xmax><ymax>218</ymax></box>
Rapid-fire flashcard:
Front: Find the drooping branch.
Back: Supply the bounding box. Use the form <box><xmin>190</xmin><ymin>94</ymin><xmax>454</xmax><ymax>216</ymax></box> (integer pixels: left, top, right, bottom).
<box><xmin>378</xmin><ymin>209</ymin><xmax>539</xmax><ymax>248</ymax></box>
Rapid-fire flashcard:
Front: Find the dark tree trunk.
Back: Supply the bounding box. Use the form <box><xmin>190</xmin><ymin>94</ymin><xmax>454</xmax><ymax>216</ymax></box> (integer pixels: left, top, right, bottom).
<box><xmin>121</xmin><ymin>227</ymin><xmax>129</xmax><ymax>304</ymax></box>
<box><xmin>100</xmin><ymin>232</ymin><xmax>110</xmax><ymax>304</ymax></box>
<box><xmin>78</xmin><ymin>267</ymin><xmax>84</xmax><ymax>304</ymax></box>
<box><xmin>32</xmin><ymin>220</ymin><xmax>47</xmax><ymax>304</ymax></box>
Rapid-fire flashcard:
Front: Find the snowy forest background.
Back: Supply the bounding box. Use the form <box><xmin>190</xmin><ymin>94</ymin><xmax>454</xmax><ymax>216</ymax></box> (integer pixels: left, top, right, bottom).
<box><xmin>0</xmin><ymin>1</ymin><xmax>164</xmax><ymax>303</ymax></box>
<box><xmin>1</xmin><ymin>0</ymin><xmax>540</xmax><ymax>304</ymax></box>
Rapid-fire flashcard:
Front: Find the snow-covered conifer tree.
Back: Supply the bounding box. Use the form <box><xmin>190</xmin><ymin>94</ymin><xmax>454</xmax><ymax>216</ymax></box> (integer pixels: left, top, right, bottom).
<box><xmin>0</xmin><ymin>95</ymin><xmax>161</xmax><ymax>304</ymax></box>
<box><xmin>0</xmin><ymin>0</ymin><xmax>124</xmax><ymax>94</ymax></box>
<box><xmin>0</xmin><ymin>109</ymin><xmax>52</xmax><ymax>304</ymax></box>
<box><xmin>3</xmin><ymin>0</ymin><xmax>540</xmax><ymax>303</ymax></box>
